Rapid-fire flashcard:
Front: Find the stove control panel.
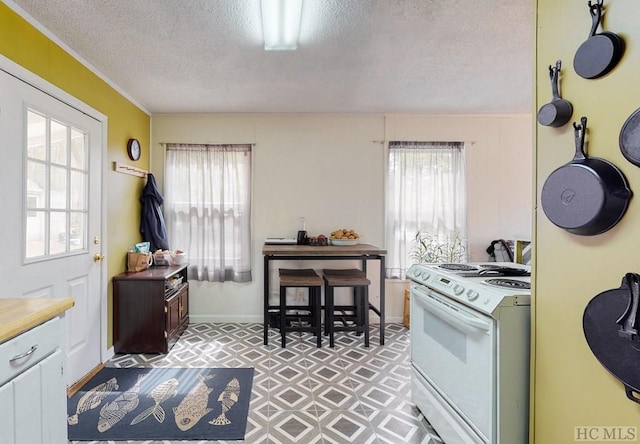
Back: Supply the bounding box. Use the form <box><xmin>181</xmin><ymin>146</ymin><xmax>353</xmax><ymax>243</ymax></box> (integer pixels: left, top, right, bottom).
<box><xmin>407</xmin><ymin>263</ymin><xmax>531</xmax><ymax>315</ymax></box>
<box><xmin>408</xmin><ymin>267</ymin><xmax>434</xmax><ymax>285</ymax></box>
<box><xmin>466</xmin><ymin>289</ymin><xmax>480</xmax><ymax>301</ymax></box>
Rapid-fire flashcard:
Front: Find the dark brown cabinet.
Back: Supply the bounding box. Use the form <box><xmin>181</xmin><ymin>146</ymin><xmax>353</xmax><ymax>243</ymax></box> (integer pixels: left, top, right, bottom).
<box><xmin>113</xmin><ymin>264</ymin><xmax>189</xmax><ymax>354</ymax></box>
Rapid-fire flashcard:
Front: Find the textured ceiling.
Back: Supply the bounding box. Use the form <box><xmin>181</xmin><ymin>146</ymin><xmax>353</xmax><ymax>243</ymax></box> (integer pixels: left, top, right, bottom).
<box><xmin>7</xmin><ymin>0</ymin><xmax>534</xmax><ymax>115</ymax></box>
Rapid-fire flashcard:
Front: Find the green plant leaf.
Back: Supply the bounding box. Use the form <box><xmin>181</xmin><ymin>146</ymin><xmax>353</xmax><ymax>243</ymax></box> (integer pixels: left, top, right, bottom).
<box><xmin>410</xmin><ymin>230</ymin><xmax>466</xmax><ymax>263</ymax></box>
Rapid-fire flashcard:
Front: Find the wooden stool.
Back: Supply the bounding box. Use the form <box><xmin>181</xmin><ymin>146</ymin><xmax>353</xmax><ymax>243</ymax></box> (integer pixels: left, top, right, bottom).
<box><xmin>276</xmin><ymin>268</ymin><xmax>323</xmax><ymax>348</ymax></box>
<box><xmin>322</xmin><ymin>268</ymin><xmax>371</xmax><ymax>348</ymax></box>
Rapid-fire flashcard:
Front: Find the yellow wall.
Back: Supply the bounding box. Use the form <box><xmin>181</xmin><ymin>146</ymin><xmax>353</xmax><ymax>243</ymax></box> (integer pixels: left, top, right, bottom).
<box><xmin>0</xmin><ymin>3</ymin><xmax>151</xmax><ymax>347</ymax></box>
<box><xmin>535</xmin><ymin>1</ymin><xmax>640</xmax><ymax>442</ymax></box>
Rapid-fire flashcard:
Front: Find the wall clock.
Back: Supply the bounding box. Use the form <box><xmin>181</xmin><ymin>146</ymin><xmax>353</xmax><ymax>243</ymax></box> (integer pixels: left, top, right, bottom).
<box><xmin>127</xmin><ymin>138</ymin><xmax>141</xmax><ymax>161</ymax></box>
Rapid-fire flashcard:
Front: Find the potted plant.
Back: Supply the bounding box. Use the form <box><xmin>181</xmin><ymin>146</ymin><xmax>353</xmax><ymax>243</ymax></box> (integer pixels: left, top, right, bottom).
<box><xmin>410</xmin><ymin>231</ymin><xmax>467</xmax><ymax>264</ymax></box>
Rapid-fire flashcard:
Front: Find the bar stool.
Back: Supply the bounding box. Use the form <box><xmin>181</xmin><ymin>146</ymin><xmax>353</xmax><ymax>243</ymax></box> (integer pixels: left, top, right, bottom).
<box><xmin>322</xmin><ymin>268</ymin><xmax>371</xmax><ymax>348</ymax></box>
<box><xmin>276</xmin><ymin>268</ymin><xmax>323</xmax><ymax>348</ymax></box>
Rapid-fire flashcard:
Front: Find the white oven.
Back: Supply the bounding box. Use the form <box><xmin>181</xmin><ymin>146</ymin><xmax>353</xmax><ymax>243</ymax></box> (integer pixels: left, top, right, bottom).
<box><xmin>407</xmin><ymin>263</ymin><xmax>531</xmax><ymax>444</ymax></box>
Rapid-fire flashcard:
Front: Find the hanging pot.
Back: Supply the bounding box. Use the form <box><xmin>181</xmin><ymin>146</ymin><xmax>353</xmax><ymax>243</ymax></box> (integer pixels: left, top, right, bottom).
<box><xmin>619</xmin><ymin>107</ymin><xmax>640</xmax><ymax>167</ymax></box>
<box><xmin>537</xmin><ymin>60</ymin><xmax>573</xmax><ymax>127</ymax></box>
<box><xmin>583</xmin><ymin>273</ymin><xmax>640</xmax><ymax>404</ymax></box>
<box><xmin>541</xmin><ymin>117</ymin><xmax>632</xmax><ymax>235</ymax></box>
<box><xmin>573</xmin><ymin>0</ymin><xmax>624</xmax><ymax>80</ymax></box>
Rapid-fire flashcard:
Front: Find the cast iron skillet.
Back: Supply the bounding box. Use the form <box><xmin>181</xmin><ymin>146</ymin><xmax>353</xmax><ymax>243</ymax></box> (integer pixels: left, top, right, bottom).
<box><xmin>540</xmin><ymin>117</ymin><xmax>632</xmax><ymax>236</ymax></box>
<box><xmin>583</xmin><ymin>273</ymin><xmax>640</xmax><ymax>404</ymax></box>
<box><xmin>537</xmin><ymin>60</ymin><xmax>573</xmax><ymax>128</ymax></box>
<box><xmin>619</xmin><ymin>108</ymin><xmax>640</xmax><ymax>167</ymax></box>
<box><xmin>573</xmin><ymin>0</ymin><xmax>624</xmax><ymax>80</ymax></box>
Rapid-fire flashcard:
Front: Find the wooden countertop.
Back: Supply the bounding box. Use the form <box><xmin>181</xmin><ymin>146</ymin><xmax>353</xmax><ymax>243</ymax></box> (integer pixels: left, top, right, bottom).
<box><xmin>0</xmin><ymin>298</ymin><xmax>75</xmax><ymax>343</ymax></box>
<box><xmin>262</xmin><ymin>243</ymin><xmax>386</xmax><ymax>256</ymax></box>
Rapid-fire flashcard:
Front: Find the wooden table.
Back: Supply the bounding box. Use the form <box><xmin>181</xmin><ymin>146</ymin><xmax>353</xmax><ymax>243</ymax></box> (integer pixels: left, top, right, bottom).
<box><xmin>262</xmin><ymin>243</ymin><xmax>387</xmax><ymax>346</ymax></box>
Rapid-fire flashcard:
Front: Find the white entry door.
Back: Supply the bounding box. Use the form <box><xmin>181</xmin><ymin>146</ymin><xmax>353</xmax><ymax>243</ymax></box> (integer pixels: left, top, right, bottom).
<box><xmin>0</xmin><ymin>65</ymin><xmax>104</xmax><ymax>385</ymax></box>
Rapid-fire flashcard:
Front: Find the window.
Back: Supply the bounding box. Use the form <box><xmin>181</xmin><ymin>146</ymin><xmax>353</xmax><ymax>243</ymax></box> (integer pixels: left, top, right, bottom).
<box><xmin>25</xmin><ymin>109</ymin><xmax>88</xmax><ymax>260</ymax></box>
<box><xmin>164</xmin><ymin>144</ymin><xmax>252</xmax><ymax>282</ymax></box>
<box><xmin>385</xmin><ymin>141</ymin><xmax>467</xmax><ymax>278</ymax></box>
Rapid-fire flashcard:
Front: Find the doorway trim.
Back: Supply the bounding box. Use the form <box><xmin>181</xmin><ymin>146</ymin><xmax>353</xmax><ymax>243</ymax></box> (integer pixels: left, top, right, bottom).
<box><xmin>0</xmin><ymin>53</ymin><xmax>109</xmax><ymax>370</ymax></box>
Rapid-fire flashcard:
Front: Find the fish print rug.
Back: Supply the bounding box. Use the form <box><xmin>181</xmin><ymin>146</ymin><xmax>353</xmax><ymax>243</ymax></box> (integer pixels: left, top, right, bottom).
<box><xmin>67</xmin><ymin>367</ymin><xmax>254</xmax><ymax>441</ymax></box>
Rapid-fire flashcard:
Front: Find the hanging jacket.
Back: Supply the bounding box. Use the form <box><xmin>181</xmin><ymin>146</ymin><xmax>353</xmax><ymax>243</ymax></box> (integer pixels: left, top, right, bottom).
<box><xmin>140</xmin><ymin>173</ymin><xmax>169</xmax><ymax>251</ymax></box>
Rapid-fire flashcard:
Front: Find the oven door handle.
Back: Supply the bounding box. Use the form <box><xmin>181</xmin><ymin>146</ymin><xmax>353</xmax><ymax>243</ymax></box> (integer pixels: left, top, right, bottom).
<box><xmin>413</xmin><ymin>286</ymin><xmax>492</xmax><ymax>332</ymax></box>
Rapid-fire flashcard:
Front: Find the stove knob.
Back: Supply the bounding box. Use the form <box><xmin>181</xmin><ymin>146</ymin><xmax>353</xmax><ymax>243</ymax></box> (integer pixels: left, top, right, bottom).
<box><xmin>467</xmin><ymin>289</ymin><xmax>479</xmax><ymax>301</ymax></box>
<box><xmin>453</xmin><ymin>284</ymin><xmax>465</xmax><ymax>296</ymax></box>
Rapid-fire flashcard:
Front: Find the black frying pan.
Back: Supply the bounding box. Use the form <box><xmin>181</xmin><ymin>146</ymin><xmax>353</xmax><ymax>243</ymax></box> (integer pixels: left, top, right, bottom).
<box><xmin>619</xmin><ymin>108</ymin><xmax>640</xmax><ymax>167</ymax></box>
<box><xmin>583</xmin><ymin>273</ymin><xmax>640</xmax><ymax>403</ymax></box>
<box><xmin>573</xmin><ymin>0</ymin><xmax>624</xmax><ymax>80</ymax></box>
<box><xmin>537</xmin><ymin>60</ymin><xmax>573</xmax><ymax>127</ymax></box>
<box><xmin>541</xmin><ymin>117</ymin><xmax>632</xmax><ymax>236</ymax></box>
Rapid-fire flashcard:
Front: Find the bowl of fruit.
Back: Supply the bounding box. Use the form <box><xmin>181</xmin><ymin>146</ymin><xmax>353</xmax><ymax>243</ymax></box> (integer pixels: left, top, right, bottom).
<box><xmin>330</xmin><ymin>229</ymin><xmax>360</xmax><ymax>246</ymax></box>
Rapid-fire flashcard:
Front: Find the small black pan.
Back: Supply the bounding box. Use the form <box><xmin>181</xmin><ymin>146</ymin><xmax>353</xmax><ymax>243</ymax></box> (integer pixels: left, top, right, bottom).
<box><xmin>541</xmin><ymin>117</ymin><xmax>632</xmax><ymax>236</ymax></box>
<box><xmin>619</xmin><ymin>108</ymin><xmax>640</xmax><ymax>167</ymax></box>
<box><xmin>537</xmin><ymin>60</ymin><xmax>573</xmax><ymax>127</ymax></box>
<box><xmin>583</xmin><ymin>273</ymin><xmax>640</xmax><ymax>404</ymax></box>
<box><xmin>573</xmin><ymin>0</ymin><xmax>624</xmax><ymax>80</ymax></box>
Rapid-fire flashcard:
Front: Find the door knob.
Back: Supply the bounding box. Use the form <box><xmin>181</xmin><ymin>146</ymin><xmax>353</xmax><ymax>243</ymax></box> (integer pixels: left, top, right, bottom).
<box><xmin>93</xmin><ymin>253</ymin><xmax>105</xmax><ymax>262</ymax></box>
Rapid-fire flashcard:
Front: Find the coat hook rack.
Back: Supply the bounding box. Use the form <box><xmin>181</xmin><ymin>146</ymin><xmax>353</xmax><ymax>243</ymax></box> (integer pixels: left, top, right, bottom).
<box><xmin>113</xmin><ymin>161</ymin><xmax>148</xmax><ymax>178</ymax></box>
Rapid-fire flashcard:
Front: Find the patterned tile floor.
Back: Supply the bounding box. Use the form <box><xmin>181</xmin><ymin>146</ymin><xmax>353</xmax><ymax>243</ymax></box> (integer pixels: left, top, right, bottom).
<box><xmin>71</xmin><ymin>323</ymin><xmax>444</xmax><ymax>444</ymax></box>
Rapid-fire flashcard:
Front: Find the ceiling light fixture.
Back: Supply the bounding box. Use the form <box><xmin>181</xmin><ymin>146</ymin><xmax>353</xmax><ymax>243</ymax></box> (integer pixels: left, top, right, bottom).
<box><xmin>261</xmin><ymin>0</ymin><xmax>303</xmax><ymax>51</ymax></box>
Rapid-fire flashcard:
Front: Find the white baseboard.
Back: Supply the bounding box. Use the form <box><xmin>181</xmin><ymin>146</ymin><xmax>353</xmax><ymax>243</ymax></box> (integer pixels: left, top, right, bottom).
<box><xmin>189</xmin><ymin>315</ymin><xmax>404</xmax><ymax>324</ymax></box>
<box><xmin>190</xmin><ymin>315</ymin><xmax>263</xmax><ymax>324</ymax></box>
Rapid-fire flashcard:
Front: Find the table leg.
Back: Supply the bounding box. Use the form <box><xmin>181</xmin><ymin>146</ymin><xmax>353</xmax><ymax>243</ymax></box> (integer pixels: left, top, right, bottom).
<box><xmin>264</xmin><ymin>256</ymin><xmax>269</xmax><ymax>345</ymax></box>
<box><xmin>379</xmin><ymin>255</ymin><xmax>385</xmax><ymax>345</ymax></box>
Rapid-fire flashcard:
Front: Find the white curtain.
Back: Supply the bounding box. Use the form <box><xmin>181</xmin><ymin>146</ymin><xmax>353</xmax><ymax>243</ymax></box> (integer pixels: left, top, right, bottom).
<box><xmin>164</xmin><ymin>144</ymin><xmax>252</xmax><ymax>282</ymax></box>
<box><xmin>385</xmin><ymin>141</ymin><xmax>467</xmax><ymax>278</ymax></box>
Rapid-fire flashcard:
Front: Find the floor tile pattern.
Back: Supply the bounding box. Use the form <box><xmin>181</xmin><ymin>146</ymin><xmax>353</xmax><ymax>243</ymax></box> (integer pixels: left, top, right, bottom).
<box><xmin>70</xmin><ymin>323</ymin><xmax>444</xmax><ymax>444</ymax></box>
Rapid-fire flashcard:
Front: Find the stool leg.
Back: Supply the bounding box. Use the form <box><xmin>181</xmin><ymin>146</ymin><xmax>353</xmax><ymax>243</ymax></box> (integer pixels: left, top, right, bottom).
<box><xmin>280</xmin><ymin>286</ymin><xmax>287</xmax><ymax>348</ymax></box>
<box><xmin>327</xmin><ymin>286</ymin><xmax>335</xmax><ymax>348</ymax></box>
<box><xmin>324</xmin><ymin>283</ymin><xmax>329</xmax><ymax>337</ymax></box>
<box><xmin>313</xmin><ymin>287</ymin><xmax>322</xmax><ymax>347</ymax></box>
<box><xmin>355</xmin><ymin>287</ymin><xmax>363</xmax><ymax>337</ymax></box>
<box><xmin>307</xmin><ymin>287</ymin><xmax>314</xmax><ymax>326</ymax></box>
<box><xmin>363</xmin><ymin>286</ymin><xmax>370</xmax><ymax>347</ymax></box>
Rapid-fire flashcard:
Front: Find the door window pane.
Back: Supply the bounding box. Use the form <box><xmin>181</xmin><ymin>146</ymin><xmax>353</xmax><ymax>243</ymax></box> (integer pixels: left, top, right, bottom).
<box><xmin>70</xmin><ymin>212</ymin><xmax>85</xmax><ymax>251</ymax></box>
<box><xmin>25</xmin><ymin>210</ymin><xmax>46</xmax><ymax>258</ymax></box>
<box><xmin>70</xmin><ymin>170</ymin><xmax>86</xmax><ymax>210</ymax></box>
<box><xmin>50</xmin><ymin>120</ymin><xmax>68</xmax><ymax>165</ymax></box>
<box><xmin>27</xmin><ymin>112</ymin><xmax>46</xmax><ymax>160</ymax></box>
<box><xmin>25</xmin><ymin>109</ymin><xmax>88</xmax><ymax>260</ymax></box>
<box><xmin>49</xmin><ymin>212</ymin><xmax>66</xmax><ymax>255</ymax></box>
<box><xmin>70</xmin><ymin>129</ymin><xmax>86</xmax><ymax>169</ymax></box>
<box><xmin>26</xmin><ymin>160</ymin><xmax>46</xmax><ymax>198</ymax></box>
<box><xmin>50</xmin><ymin>165</ymin><xmax>67</xmax><ymax>210</ymax></box>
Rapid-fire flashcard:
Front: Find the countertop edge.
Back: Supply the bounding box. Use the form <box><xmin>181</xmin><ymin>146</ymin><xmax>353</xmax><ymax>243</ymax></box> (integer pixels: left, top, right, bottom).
<box><xmin>0</xmin><ymin>297</ymin><xmax>75</xmax><ymax>343</ymax></box>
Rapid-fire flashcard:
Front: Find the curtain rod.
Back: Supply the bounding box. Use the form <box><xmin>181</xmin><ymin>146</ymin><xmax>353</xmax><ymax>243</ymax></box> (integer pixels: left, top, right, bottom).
<box><xmin>159</xmin><ymin>142</ymin><xmax>256</xmax><ymax>146</ymax></box>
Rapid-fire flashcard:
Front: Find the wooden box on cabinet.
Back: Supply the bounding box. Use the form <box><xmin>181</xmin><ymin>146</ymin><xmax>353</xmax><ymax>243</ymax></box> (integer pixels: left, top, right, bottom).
<box><xmin>113</xmin><ymin>264</ymin><xmax>189</xmax><ymax>354</ymax></box>
<box><xmin>403</xmin><ymin>289</ymin><xmax>410</xmax><ymax>329</ymax></box>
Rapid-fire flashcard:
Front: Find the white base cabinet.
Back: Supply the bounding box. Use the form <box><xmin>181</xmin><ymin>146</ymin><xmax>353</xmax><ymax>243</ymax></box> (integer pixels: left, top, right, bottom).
<box><xmin>0</xmin><ymin>317</ymin><xmax>67</xmax><ymax>444</ymax></box>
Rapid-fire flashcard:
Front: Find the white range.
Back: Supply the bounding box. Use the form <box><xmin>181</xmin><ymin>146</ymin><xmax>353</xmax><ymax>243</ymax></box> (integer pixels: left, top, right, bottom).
<box><xmin>406</xmin><ymin>262</ymin><xmax>531</xmax><ymax>444</ymax></box>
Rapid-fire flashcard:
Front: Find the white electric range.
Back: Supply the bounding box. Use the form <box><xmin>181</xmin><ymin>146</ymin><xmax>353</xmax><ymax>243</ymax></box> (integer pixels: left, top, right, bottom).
<box><xmin>406</xmin><ymin>262</ymin><xmax>531</xmax><ymax>444</ymax></box>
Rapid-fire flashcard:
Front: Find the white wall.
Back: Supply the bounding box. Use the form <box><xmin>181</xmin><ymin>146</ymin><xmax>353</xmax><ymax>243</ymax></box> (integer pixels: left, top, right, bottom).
<box><xmin>151</xmin><ymin>113</ymin><xmax>532</xmax><ymax>323</ymax></box>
